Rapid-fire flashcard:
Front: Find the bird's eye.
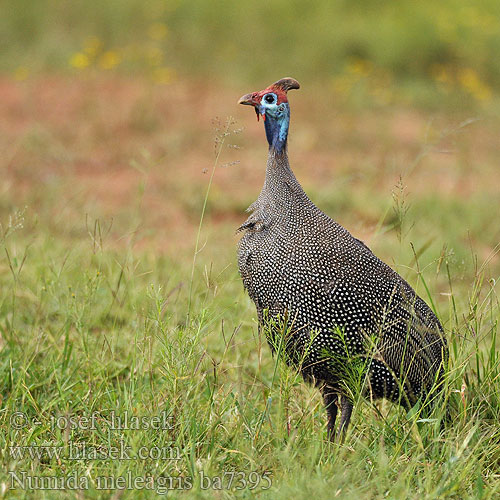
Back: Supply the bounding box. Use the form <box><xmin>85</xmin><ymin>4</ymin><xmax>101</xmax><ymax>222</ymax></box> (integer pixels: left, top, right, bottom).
<box><xmin>264</xmin><ymin>94</ymin><xmax>275</xmax><ymax>104</ymax></box>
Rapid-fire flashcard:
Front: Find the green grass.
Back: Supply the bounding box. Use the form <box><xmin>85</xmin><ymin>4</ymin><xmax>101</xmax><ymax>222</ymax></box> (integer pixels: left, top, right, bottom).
<box><xmin>1</xmin><ymin>113</ymin><xmax>500</xmax><ymax>499</ymax></box>
<box><xmin>2</xmin><ymin>0</ymin><xmax>500</xmax><ymax>495</ymax></box>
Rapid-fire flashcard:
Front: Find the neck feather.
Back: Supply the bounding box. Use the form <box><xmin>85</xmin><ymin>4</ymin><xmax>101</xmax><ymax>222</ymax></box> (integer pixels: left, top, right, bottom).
<box><xmin>264</xmin><ymin>107</ymin><xmax>290</xmax><ymax>153</ymax></box>
<box><xmin>264</xmin><ymin>148</ymin><xmax>299</xmax><ymax>193</ymax></box>
<box><xmin>256</xmin><ymin>143</ymin><xmax>312</xmax><ymax>217</ymax></box>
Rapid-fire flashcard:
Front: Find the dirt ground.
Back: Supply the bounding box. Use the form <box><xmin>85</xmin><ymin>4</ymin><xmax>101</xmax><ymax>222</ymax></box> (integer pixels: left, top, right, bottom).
<box><xmin>1</xmin><ymin>75</ymin><xmax>499</xmax><ymax>254</ymax></box>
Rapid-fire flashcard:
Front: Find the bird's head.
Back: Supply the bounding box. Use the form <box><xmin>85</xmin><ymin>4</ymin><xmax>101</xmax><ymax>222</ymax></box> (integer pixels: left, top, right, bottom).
<box><xmin>238</xmin><ymin>77</ymin><xmax>300</xmax><ymax>152</ymax></box>
<box><xmin>238</xmin><ymin>77</ymin><xmax>300</xmax><ymax>121</ymax></box>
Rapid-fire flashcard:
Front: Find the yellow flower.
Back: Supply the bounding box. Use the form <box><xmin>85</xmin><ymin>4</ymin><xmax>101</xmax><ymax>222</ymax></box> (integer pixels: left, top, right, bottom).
<box><xmin>458</xmin><ymin>68</ymin><xmax>492</xmax><ymax>102</ymax></box>
<box><xmin>14</xmin><ymin>66</ymin><xmax>29</xmax><ymax>81</ymax></box>
<box><xmin>458</xmin><ymin>68</ymin><xmax>479</xmax><ymax>89</ymax></box>
<box><xmin>152</xmin><ymin>67</ymin><xmax>176</xmax><ymax>85</ymax></box>
<box><xmin>474</xmin><ymin>87</ymin><xmax>492</xmax><ymax>102</ymax></box>
<box><xmin>98</xmin><ymin>51</ymin><xmax>121</xmax><ymax>70</ymax></box>
<box><xmin>84</xmin><ymin>36</ymin><xmax>102</xmax><ymax>57</ymax></box>
<box><xmin>148</xmin><ymin>23</ymin><xmax>168</xmax><ymax>41</ymax></box>
<box><xmin>346</xmin><ymin>58</ymin><xmax>372</xmax><ymax>77</ymax></box>
<box><xmin>69</xmin><ymin>52</ymin><xmax>90</xmax><ymax>69</ymax></box>
<box><xmin>430</xmin><ymin>64</ymin><xmax>451</xmax><ymax>84</ymax></box>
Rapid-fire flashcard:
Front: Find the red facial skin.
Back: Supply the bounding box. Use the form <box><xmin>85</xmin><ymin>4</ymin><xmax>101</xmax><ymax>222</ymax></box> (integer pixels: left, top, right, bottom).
<box><xmin>239</xmin><ymin>79</ymin><xmax>299</xmax><ymax>122</ymax></box>
<box><xmin>245</xmin><ymin>85</ymin><xmax>290</xmax><ymax>106</ymax></box>
<box><xmin>239</xmin><ymin>78</ymin><xmax>299</xmax><ymax>111</ymax></box>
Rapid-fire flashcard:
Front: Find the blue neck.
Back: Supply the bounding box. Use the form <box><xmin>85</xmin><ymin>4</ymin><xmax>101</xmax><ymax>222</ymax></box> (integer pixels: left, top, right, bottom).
<box><xmin>263</xmin><ymin>104</ymin><xmax>290</xmax><ymax>153</ymax></box>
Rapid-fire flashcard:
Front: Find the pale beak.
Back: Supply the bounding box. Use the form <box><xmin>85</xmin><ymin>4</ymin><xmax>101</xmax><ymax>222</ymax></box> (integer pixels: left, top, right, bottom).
<box><xmin>238</xmin><ymin>93</ymin><xmax>258</xmax><ymax>106</ymax></box>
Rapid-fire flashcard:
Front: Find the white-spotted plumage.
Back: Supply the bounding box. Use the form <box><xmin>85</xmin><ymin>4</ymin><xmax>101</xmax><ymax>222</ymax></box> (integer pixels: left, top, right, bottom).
<box><xmin>237</xmin><ymin>79</ymin><xmax>447</xmax><ymax>439</ymax></box>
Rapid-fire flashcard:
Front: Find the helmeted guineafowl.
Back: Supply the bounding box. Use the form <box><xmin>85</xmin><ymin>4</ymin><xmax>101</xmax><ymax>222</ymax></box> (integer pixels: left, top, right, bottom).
<box><xmin>237</xmin><ymin>78</ymin><xmax>448</xmax><ymax>440</ymax></box>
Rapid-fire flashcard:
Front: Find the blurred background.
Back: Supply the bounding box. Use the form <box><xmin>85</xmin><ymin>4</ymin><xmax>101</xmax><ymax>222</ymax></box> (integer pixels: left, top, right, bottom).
<box><xmin>4</xmin><ymin>0</ymin><xmax>500</xmax><ymax>104</ymax></box>
<box><xmin>2</xmin><ymin>3</ymin><xmax>500</xmax><ymax>493</ymax></box>
<box><xmin>1</xmin><ymin>0</ymin><xmax>499</xmax><ymax>281</ymax></box>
